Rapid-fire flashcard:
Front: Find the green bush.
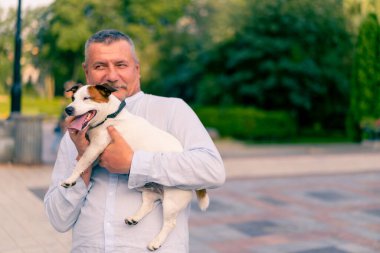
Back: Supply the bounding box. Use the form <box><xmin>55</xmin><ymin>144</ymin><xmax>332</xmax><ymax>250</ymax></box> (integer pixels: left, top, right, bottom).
<box><xmin>194</xmin><ymin>106</ymin><xmax>297</xmax><ymax>140</ymax></box>
<box><xmin>360</xmin><ymin>117</ymin><xmax>380</xmax><ymax>140</ymax></box>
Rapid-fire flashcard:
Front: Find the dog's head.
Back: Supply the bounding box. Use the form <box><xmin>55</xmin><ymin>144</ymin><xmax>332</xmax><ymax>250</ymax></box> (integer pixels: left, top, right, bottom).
<box><xmin>65</xmin><ymin>83</ymin><xmax>118</xmax><ymax>131</ymax></box>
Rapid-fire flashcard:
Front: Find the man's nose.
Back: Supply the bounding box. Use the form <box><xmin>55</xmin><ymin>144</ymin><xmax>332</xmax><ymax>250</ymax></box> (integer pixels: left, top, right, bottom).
<box><xmin>106</xmin><ymin>66</ymin><xmax>119</xmax><ymax>83</ymax></box>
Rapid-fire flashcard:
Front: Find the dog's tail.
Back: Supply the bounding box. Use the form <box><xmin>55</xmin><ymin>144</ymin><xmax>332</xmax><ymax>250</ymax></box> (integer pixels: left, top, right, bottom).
<box><xmin>195</xmin><ymin>189</ymin><xmax>209</xmax><ymax>211</ymax></box>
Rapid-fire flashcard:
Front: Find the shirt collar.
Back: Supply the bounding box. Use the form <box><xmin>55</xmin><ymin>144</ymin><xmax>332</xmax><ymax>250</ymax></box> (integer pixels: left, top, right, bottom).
<box><xmin>125</xmin><ymin>91</ymin><xmax>144</xmax><ymax>104</ymax></box>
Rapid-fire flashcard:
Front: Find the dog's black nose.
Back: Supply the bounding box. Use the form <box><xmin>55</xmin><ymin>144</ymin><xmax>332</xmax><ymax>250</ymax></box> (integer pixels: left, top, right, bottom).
<box><xmin>65</xmin><ymin>106</ymin><xmax>74</xmax><ymax>116</ymax></box>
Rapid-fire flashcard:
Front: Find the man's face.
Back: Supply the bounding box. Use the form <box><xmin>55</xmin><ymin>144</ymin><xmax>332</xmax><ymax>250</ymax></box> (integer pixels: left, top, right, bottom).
<box><xmin>83</xmin><ymin>40</ymin><xmax>141</xmax><ymax>100</ymax></box>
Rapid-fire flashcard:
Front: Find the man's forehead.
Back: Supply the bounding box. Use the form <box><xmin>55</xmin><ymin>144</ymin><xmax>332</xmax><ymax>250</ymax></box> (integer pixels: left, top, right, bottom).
<box><xmin>87</xmin><ymin>42</ymin><xmax>132</xmax><ymax>62</ymax></box>
<box><xmin>88</xmin><ymin>40</ymin><xmax>131</xmax><ymax>53</ymax></box>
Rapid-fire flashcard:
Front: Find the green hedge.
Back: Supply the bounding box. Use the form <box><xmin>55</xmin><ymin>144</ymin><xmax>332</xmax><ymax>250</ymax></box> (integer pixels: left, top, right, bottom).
<box><xmin>194</xmin><ymin>106</ymin><xmax>297</xmax><ymax>140</ymax></box>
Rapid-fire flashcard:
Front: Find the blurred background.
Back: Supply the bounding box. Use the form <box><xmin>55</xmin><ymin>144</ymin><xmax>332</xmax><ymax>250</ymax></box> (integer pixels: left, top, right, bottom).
<box><xmin>1</xmin><ymin>0</ymin><xmax>379</xmax><ymax>145</ymax></box>
<box><xmin>1</xmin><ymin>1</ymin><xmax>380</xmax><ymax>253</ymax></box>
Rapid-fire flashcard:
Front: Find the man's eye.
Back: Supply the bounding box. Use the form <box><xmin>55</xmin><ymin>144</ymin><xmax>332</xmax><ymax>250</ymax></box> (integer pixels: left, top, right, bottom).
<box><xmin>116</xmin><ymin>62</ymin><xmax>127</xmax><ymax>68</ymax></box>
<box><xmin>95</xmin><ymin>65</ymin><xmax>105</xmax><ymax>70</ymax></box>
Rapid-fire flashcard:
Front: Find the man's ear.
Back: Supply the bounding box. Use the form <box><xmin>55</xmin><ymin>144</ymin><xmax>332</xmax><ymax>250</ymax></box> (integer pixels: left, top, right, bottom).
<box><xmin>94</xmin><ymin>83</ymin><xmax>118</xmax><ymax>97</ymax></box>
<box><xmin>82</xmin><ymin>62</ymin><xmax>89</xmax><ymax>80</ymax></box>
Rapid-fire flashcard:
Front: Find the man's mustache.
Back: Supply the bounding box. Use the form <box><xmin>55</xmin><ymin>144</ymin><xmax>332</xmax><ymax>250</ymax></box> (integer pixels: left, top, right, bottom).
<box><xmin>96</xmin><ymin>82</ymin><xmax>127</xmax><ymax>90</ymax></box>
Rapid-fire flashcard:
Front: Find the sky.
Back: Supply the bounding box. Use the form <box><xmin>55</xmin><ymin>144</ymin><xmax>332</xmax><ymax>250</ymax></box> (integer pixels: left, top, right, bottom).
<box><xmin>0</xmin><ymin>0</ymin><xmax>53</xmax><ymax>10</ymax></box>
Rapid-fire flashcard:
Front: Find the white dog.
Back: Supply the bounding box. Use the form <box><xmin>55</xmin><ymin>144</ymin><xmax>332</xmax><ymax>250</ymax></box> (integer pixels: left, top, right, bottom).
<box><xmin>62</xmin><ymin>83</ymin><xmax>209</xmax><ymax>251</ymax></box>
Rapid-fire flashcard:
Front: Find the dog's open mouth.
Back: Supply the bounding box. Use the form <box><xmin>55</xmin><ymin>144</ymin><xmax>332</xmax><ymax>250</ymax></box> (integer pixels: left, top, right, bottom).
<box><xmin>68</xmin><ymin>110</ymin><xmax>97</xmax><ymax>131</ymax></box>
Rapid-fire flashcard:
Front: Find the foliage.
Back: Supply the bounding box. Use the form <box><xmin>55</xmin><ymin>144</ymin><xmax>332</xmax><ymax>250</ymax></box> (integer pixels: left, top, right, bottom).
<box><xmin>194</xmin><ymin>106</ymin><xmax>297</xmax><ymax>140</ymax></box>
<box><xmin>36</xmin><ymin>0</ymin><xmax>125</xmax><ymax>95</ymax></box>
<box><xmin>360</xmin><ymin>117</ymin><xmax>380</xmax><ymax>140</ymax></box>
<box><xmin>0</xmin><ymin>6</ymin><xmax>48</xmax><ymax>95</ymax></box>
<box><xmin>197</xmin><ymin>0</ymin><xmax>352</xmax><ymax>131</ymax></box>
<box><xmin>35</xmin><ymin>0</ymin><xmax>190</xmax><ymax>96</ymax></box>
<box><xmin>147</xmin><ymin>0</ymin><xmax>353</xmax><ymax>134</ymax></box>
<box><xmin>0</xmin><ymin>8</ymin><xmax>17</xmax><ymax>93</ymax></box>
<box><xmin>0</xmin><ymin>0</ymin><xmax>368</xmax><ymax>142</ymax></box>
<box><xmin>348</xmin><ymin>13</ymin><xmax>380</xmax><ymax>141</ymax></box>
<box><xmin>145</xmin><ymin>0</ymin><xmax>247</xmax><ymax>101</ymax></box>
<box><xmin>343</xmin><ymin>0</ymin><xmax>380</xmax><ymax>34</ymax></box>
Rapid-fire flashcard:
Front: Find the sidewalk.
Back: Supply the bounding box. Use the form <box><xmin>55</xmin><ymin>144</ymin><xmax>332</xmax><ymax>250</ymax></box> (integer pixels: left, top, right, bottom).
<box><xmin>0</xmin><ymin>122</ymin><xmax>379</xmax><ymax>252</ymax></box>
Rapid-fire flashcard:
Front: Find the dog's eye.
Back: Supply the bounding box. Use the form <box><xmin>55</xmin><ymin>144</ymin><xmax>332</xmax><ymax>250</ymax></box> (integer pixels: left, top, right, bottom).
<box><xmin>71</xmin><ymin>97</ymin><xmax>75</xmax><ymax>102</ymax></box>
<box><xmin>83</xmin><ymin>97</ymin><xmax>91</xmax><ymax>100</ymax></box>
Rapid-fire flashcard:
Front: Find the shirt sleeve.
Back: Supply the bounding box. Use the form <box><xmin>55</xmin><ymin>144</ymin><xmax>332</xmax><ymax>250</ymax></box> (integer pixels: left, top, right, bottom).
<box><xmin>128</xmin><ymin>98</ymin><xmax>225</xmax><ymax>190</ymax></box>
<box><xmin>43</xmin><ymin>133</ymin><xmax>93</xmax><ymax>232</ymax></box>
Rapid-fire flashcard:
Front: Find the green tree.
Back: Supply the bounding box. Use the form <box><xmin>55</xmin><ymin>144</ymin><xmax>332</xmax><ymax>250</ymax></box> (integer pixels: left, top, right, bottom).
<box><xmin>349</xmin><ymin>13</ymin><xmax>380</xmax><ymax>141</ymax></box>
<box><xmin>36</xmin><ymin>0</ymin><xmax>125</xmax><ymax>95</ymax></box>
<box><xmin>146</xmin><ymin>0</ymin><xmax>353</xmax><ymax>133</ymax></box>
<box><xmin>35</xmin><ymin>0</ymin><xmax>190</xmax><ymax>96</ymax></box>
<box><xmin>0</xmin><ymin>8</ymin><xmax>15</xmax><ymax>93</ymax></box>
<box><xmin>0</xmin><ymin>6</ymin><xmax>48</xmax><ymax>95</ymax></box>
<box><xmin>145</xmin><ymin>0</ymin><xmax>247</xmax><ymax>101</ymax></box>
<box><xmin>198</xmin><ymin>0</ymin><xmax>352</xmax><ymax>131</ymax></box>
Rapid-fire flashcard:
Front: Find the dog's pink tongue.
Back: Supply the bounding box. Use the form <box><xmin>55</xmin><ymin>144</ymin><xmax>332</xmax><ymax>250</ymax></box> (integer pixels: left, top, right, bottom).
<box><xmin>68</xmin><ymin>114</ymin><xmax>87</xmax><ymax>131</ymax></box>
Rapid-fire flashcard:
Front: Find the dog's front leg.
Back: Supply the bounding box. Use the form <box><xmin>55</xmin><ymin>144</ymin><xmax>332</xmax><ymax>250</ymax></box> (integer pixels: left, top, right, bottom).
<box><xmin>61</xmin><ymin>143</ymin><xmax>105</xmax><ymax>188</ymax></box>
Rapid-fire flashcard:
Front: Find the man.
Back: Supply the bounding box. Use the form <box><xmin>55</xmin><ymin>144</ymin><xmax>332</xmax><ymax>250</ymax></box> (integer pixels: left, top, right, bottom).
<box><xmin>44</xmin><ymin>29</ymin><xmax>225</xmax><ymax>253</ymax></box>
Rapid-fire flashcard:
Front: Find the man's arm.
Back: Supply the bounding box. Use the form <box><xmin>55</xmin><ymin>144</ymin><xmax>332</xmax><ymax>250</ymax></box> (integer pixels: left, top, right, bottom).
<box><xmin>128</xmin><ymin>98</ymin><xmax>225</xmax><ymax>190</ymax></box>
<box><xmin>44</xmin><ymin>134</ymin><xmax>92</xmax><ymax>232</ymax></box>
<box><xmin>98</xmin><ymin>98</ymin><xmax>225</xmax><ymax>189</ymax></box>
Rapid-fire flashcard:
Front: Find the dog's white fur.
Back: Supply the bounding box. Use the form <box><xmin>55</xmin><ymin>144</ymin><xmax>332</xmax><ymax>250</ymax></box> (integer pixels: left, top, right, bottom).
<box><xmin>62</xmin><ymin>84</ymin><xmax>209</xmax><ymax>251</ymax></box>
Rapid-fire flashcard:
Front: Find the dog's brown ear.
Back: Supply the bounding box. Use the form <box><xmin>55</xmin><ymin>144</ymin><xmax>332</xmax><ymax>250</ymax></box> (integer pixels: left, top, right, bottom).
<box><xmin>95</xmin><ymin>83</ymin><xmax>118</xmax><ymax>97</ymax></box>
<box><xmin>65</xmin><ymin>84</ymin><xmax>81</xmax><ymax>94</ymax></box>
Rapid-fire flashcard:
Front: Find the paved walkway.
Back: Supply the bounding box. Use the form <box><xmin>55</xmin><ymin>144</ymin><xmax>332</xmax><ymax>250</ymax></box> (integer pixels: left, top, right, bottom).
<box><xmin>0</xmin><ymin>122</ymin><xmax>379</xmax><ymax>253</ymax></box>
<box><xmin>190</xmin><ymin>172</ymin><xmax>380</xmax><ymax>253</ymax></box>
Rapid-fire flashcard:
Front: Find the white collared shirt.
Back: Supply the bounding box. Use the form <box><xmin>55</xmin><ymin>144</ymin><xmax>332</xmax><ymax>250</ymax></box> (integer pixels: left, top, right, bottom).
<box><xmin>44</xmin><ymin>92</ymin><xmax>225</xmax><ymax>253</ymax></box>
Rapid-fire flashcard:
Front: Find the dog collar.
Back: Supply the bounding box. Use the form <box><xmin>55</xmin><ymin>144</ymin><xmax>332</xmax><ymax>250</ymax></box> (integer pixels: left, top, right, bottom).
<box><xmin>90</xmin><ymin>100</ymin><xmax>126</xmax><ymax>129</ymax></box>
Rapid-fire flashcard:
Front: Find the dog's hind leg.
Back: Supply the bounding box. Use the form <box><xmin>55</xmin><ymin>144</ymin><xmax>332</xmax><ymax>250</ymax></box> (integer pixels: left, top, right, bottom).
<box><xmin>125</xmin><ymin>190</ymin><xmax>161</xmax><ymax>225</ymax></box>
<box><xmin>147</xmin><ymin>189</ymin><xmax>192</xmax><ymax>251</ymax></box>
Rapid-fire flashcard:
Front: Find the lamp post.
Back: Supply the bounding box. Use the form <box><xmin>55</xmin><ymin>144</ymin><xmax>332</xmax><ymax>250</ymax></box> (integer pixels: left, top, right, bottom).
<box><xmin>10</xmin><ymin>0</ymin><xmax>22</xmax><ymax>116</ymax></box>
<box><xmin>7</xmin><ymin>0</ymin><xmax>43</xmax><ymax>164</ymax></box>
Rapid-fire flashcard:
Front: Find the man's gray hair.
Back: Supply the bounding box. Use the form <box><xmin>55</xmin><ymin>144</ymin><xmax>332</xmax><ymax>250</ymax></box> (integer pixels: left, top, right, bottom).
<box><xmin>84</xmin><ymin>29</ymin><xmax>139</xmax><ymax>64</ymax></box>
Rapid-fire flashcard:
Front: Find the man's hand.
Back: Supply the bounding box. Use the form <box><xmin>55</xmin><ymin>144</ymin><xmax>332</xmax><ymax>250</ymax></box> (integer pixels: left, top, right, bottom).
<box><xmin>99</xmin><ymin>126</ymin><xmax>134</xmax><ymax>174</ymax></box>
<box><xmin>65</xmin><ymin>116</ymin><xmax>89</xmax><ymax>157</ymax></box>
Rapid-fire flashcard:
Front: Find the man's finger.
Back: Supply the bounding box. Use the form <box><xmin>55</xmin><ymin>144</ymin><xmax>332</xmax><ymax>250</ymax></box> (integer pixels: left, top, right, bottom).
<box><xmin>69</xmin><ymin>129</ymin><xmax>78</xmax><ymax>134</ymax></box>
<box><xmin>65</xmin><ymin>116</ymin><xmax>75</xmax><ymax>124</ymax></box>
<box><xmin>107</xmin><ymin>126</ymin><xmax>120</xmax><ymax>141</ymax></box>
<box><xmin>65</xmin><ymin>116</ymin><xmax>76</xmax><ymax>132</ymax></box>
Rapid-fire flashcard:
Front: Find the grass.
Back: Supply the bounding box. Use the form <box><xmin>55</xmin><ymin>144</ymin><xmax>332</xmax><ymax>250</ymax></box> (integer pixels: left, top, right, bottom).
<box><xmin>0</xmin><ymin>95</ymin><xmax>66</xmax><ymax>119</ymax></box>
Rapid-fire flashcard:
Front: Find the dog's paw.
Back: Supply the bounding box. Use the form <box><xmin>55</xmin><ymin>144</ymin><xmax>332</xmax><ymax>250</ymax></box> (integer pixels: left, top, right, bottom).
<box><xmin>147</xmin><ymin>240</ymin><xmax>161</xmax><ymax>251</ymax></box>
<box><xmin>61</xmin><ymin>181</ymin><xmax>76</xmax><ymax>188</ymax></box>
<box><xmin>124</xmin><ymin>217</ymin><xmax>139</xmax><ymax>225</ymax></box>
